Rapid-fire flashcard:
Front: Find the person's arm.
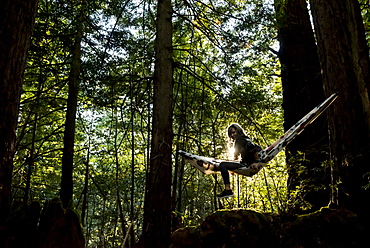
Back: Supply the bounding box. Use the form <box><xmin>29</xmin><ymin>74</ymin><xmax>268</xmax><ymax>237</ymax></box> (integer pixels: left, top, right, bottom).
<box><xmin>233</xmin><ymin>140</ymin><xmax>240</xmax><ymax>160</ymax></box>
<box><xmin>253</xmin><ymin>151</ymin><xmax>259</xmax><ymax>163</ymax></box>
<box><xmin>234</xmin><ymin>151</ymin><xmax>239</xmax><ymax>161</ymax></box>
<box><xmin>251</xmin><ymin>152</ymin><xmax>263</xmax><ymax>173</ymax></box>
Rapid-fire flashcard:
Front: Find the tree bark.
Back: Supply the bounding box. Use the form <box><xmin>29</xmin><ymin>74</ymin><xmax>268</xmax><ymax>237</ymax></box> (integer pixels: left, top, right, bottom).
<box><xmin>140</xmin><ymin>0</ymin><xmax>174</xmax><ymax>247</ymax></box>
<box><xmin>310</xmin><ymin>0</ymin><xmax>370</xmax><ymax>216</ymax></box>
<box><xmin>275</xmin><ymin>0</ymin><xmax>330</xmax><ymax>211</ymax></box>
<box><xmin>0</xmin><ymin>0</ymin><xmax>39</xmax><ymax>224</ymax></box>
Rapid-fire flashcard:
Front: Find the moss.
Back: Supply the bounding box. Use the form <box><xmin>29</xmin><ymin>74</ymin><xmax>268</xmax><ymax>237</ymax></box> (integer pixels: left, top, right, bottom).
<box><xmin>170</xmin><ymin>226</ymin><xmax>202</xmax><ymax>248</ymax></box>
<box><xmin>282</xmin><ymin>208</ymin><xmax>364</xmax><ymax>247</ymax></box>
<box><xmin>171</xmin><ymin>209</ymin><xmax>276</xmax><ymax>248</ymax></box>
<box><xmin>170</xmin><ymin>208</ymin><xmax>367</xmax><ymax>248</ymax></box>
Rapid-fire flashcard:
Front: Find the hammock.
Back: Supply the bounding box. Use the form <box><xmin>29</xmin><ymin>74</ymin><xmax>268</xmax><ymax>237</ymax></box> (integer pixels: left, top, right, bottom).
<box><xmin>179</xmin><ymin>92</ymin><xmax>338</xmax><ymax>176</ymax></box>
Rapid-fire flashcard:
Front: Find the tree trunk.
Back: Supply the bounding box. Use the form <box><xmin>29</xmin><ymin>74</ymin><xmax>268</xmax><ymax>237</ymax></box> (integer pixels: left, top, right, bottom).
<box><xmin>24</xmin><ymin>70</ymin><xmax>44</xmax><ymax>204</ymax></box>
<box><xmin>60</xmin><ymin>3</ymin><xmax>84</xmax><ymax>208</ymax></box>
<box><xmin>310</xmin><ymin>0</ymin><xmax>370</xmax><ymax>217</ymax></box>
<box><xmin>274</xmin><ymin>0</ymin><xmax>330</xmax><ymax>211</ymax></box>
<box><xmin>81</xmin><ymin>151</ymin><xmax>89</xmax><ymax>226</ymax></box>
<box><xmin>0</xmin><ymin>0</ymin><xmax>39</xmax><ymax>224</ymax></box>
<box><xmin>130</xmin><ymin>81</ymin><xmax>136</xmax><ymax>248</ymax></box>
<box><xmin>172</xmin><ymin>121</ymin><xmax>183</xmax><ymax>212</ymax></box>
<box><xmin>140</xmin><ymin>0</ymin><xmax>173</xmax><ymax>247</ymax></box>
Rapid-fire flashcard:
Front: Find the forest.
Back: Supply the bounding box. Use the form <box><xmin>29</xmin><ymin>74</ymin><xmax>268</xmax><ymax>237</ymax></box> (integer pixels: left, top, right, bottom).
<box><xmin>0</xmin><ymin>0</ymin><xmax>369</xmax><ymax>247</ymax></box>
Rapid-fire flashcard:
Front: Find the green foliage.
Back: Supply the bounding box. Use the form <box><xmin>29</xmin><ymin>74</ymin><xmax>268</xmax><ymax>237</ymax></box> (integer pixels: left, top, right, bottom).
<box><xmin>284</xmin><ymin>151</ymin><xmax>333</xmax><ymax>213</ymax></box>
<box><xmin>360</xmin><ymin>0</ymin><xmax>370</xmax><ymax>47</ymax></box>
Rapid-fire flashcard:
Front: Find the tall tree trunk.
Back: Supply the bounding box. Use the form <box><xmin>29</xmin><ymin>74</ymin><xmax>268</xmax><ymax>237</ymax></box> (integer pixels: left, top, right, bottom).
<box><xmin>140</xmin><ymin>0</ymin><xmax>173</xmax><ymax>247</ymax></box>
<box><xmin>130</xmin><ymin>80</ymin><xmax>136</xmax><ymax>248</ymax></box>
<box><xmin>81</xmin><ymin>146</ymin><xmax>89</xmax><ymax>226</ymax></box>
<box><xmin>172</xmin><ymin>121</ymin><xmax>182</xmax><ymax>211</ymax></box>
<box><xmin>24</xmin><ymin>69</ymin><xmax>44</xmax><ymax>204</ymax></box>
<box><xmin>275</xmin><ymin>0</ymin><xmax>330</xmax><ymax>211</ymax></box>
<box><xmin>24</xmin><ymin>104</ymin><xmax>38</xmax><ymax>204</ymax></box>
<box><xmin>0</xmin><ymin>0</ymin><xmax>39</xmax><ymax>224</ymax></box>
<box><xmin>60</xmin><ymin>4</ymin><xmax>84</xmax><ymax>208</ymax></box>
<box><xmin>310</xmin><ymin>0</ymin><xmax>370</xmax><ymax>217</ymax></box>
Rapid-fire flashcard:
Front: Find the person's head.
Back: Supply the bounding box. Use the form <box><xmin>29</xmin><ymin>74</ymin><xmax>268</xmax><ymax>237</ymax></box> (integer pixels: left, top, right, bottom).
<box><xmin>227</xmin><ymin>123</ymin><xmax>246</xmax><ymax>141</ymax></box>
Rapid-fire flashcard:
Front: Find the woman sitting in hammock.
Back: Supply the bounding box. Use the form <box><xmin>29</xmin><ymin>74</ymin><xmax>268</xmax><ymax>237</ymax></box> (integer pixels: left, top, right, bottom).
<box><xmin>217</xmin><ymin>123</ymin><xmax>262</xmax><ymax>198</ymax></box>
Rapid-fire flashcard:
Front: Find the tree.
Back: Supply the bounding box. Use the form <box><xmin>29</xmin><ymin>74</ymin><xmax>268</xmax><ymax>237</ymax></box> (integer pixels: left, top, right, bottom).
<box><xmin>6</xmin><ymin>0</ymin><xmax>287</xmax><ymax>244</ymax></box>
<box><xmin>0</xmin><ymin>0</ymin><xmax>39</xmax><ymax>224</ymax></box>
<box><xmin>140</xmin><ymin>0</ymin><xmax>173</xmax><ymax>247</ymax></box>
<box><xmin>274</xmin><ymin>0</ymin><xmax>330</xmax><ymax>212</ymax></box>
<box><xmin>60</xmin><ymin>0</ymin><xmax>85</xmax><ymax>209</ymax></box>
<box><xmin>310</xmin><ymin>0</ymin><xmax>370</xmax><ymax>217</ymax></box>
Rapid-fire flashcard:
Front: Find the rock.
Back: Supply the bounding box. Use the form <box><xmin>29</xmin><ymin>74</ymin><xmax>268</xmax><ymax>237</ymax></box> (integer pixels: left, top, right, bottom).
<box><xmin>170</xmin><ymin>208</ymin><xmax>367</xmax><ymax>248</ymax></box>
<box><xmin>170</xmin><ymin>209</ymin><xmax>277</xmax><ymax>248</ymax></box>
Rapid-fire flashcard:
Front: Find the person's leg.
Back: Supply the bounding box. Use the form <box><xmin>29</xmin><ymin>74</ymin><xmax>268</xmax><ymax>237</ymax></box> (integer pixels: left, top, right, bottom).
<box><xmin>217</xmin><ymin>162</ymin><xmax>242</xmax><ymax>198</ymax></box>
<box><xmin>219</xmin><ymin>161</ymin><xmax>242</xmax><ymax>185</ymax></box>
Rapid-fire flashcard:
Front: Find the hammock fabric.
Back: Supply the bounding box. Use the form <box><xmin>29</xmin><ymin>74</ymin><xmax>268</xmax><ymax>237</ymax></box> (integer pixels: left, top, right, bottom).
<box><xmin>179</xmin><ymin>92</ymin><xmax>338</xmax><ymax>176</ymax></box>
